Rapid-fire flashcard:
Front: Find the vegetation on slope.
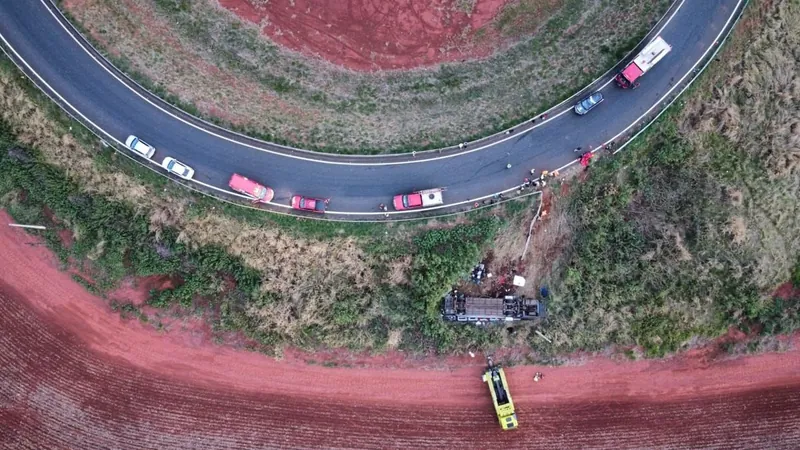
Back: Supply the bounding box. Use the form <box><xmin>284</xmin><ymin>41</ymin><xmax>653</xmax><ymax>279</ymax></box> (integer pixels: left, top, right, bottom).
<box><xmin>540</xmin><ymin>0</ymin><xmax>800</xmax><ymax>357</ymax></box>
<box><xmin>1</xmin><ymin>0</ymin><xmax>797</xmax><ymax>362</ymax></box>
<box><xmin>0</xmin><ymin>115</ymin><xmax>512</xmax><ymax>352</ymax></box>
<box><xmin>57</xmin><ymin>0</ymin><xmax>668</xmax><ymax>153</ymax></box>
<box><xmin>1</xmin><ymin>53</ymin><xmax>520</xmax><ymax>353</ymax></box>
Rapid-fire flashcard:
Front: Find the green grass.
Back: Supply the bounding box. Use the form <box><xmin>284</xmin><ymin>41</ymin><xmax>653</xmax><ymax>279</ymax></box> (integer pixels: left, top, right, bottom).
<box><xmin>0</xmin><ymin>114</ymin><xmax>514</xmax><ymax>353</ymax></box>
<box><xmin>0</xmin><ymin>48</ymin><xmax>540</xmax><ymax>354</ymax></box>
<box><xmin>56</xmin><ymin>0</ymin><xmax>670</xmax><ymax>154</ymax></box>
<box><xmin>6</xmin><ymin>0</ymin><xmax>795</xmax><ymax>361</ymax></box>
<box><xmin>539</xmin><ymin>108</ymin><xmax>799</xmax><ymax>356</ymax></box>
<box><xmin>0</xmin><ymin>120</ymin><xmax>261</xmax><ymax>311</ymax></box>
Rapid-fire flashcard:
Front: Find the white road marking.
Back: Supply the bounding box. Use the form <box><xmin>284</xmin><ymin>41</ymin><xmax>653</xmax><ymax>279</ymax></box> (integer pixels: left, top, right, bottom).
<box><xmin>547</xmin><ymin>0</ymin><xmax>746</xmax><ymax>177</ymax></box>
<box><xmin>34</xmin><ymin>0</ymin><xmax>687</xmax><ymax>167</ymax></box>
<box><xmin>0</xmin><ymin>0</ymin><xmax>740</xmax><ymax>217</ymax></box>
<box><xmin>0</xmin><ymin>34</ymin><xmax>269</xmax><ymax>204</ymax></box>
<box><xmin>596</xmin><ymin>0</ymin><xmax>687</xmax><ymax>92</ymax></box>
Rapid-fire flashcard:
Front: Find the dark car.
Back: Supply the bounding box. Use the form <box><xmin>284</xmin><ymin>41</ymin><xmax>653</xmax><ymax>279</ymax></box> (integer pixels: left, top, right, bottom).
<box><xmin>291</xmin><ymin>195</ymin><xmax>328</xmax><ymax>213</ymax></box>
<box><xmin>574</xmin><ymin>92</ymin><xmax>604</xmax><ymax>115</ymax></box>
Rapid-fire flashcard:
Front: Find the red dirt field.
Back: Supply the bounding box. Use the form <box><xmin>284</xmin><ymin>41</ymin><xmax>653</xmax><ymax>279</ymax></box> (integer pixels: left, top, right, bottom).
<box><xmin>218</xmin><ymin>0</ymin><xmax>512</xmax><ymax>71</ymax></box>
<box><xmin>774</xmin><ymin>281</ymin><xmax>800</xmax><ymax>301</ymax></box>
<box><xmin>1</xmin><ymin>211</ymin><xmax>800</xmax><ymax>449</ymax></box>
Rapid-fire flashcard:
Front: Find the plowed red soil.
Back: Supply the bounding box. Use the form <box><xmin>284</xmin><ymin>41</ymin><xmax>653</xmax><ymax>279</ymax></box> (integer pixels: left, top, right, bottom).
<box><xmin>2</xmin><ymin>210</ymin><xmax>800</xmax><ymax>449</ymax></box>
<box><xmin>218</xmin><ymin>0</ymin><xmax>511</xmax><ymax>70</ymax></box>
<box><xmin>774</xmin><ymin>281</ymin><xmax>800</xmax><ymax>301</ymax></box>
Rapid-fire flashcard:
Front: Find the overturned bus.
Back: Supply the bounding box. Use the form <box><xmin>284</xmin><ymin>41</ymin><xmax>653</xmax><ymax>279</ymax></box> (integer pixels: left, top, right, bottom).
<box><xmin>441</xmin><ymin>290</ymin><xmax>546</xmax><ymax>323</ymax></box>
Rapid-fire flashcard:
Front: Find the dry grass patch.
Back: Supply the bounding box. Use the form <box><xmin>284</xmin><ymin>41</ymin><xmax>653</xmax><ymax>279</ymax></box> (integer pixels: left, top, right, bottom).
<box><xmin>518</xmin><ymin>190</ymin><xmax>573</xmax><ymax>296</ymax></box>
<box><xmin>385</xmin><ymin>328</ymin><xmax>404</xmax><ymax>349</ymax></box>
<box><xmin>680</xmin><ymin>0</ymin><xmax>800</xmax><ymax>289</ymax></box>
<box><xmin>59</xmin><ymin>0</ymin><xmax>669</xmax><ymax>152</ymax></box>
<box><xmin>178</xmin><ymin>213</ymin><xmax>372</xmax><ymax>295</ymax></box>
<box><xmin>726</xmin><ymin>216</ymin><xmax>748</xmax><ymax>246</ymax></box>
<box><xmin>483</xmin><ymin>190</ymin><xmax>572</xmax><ymax>298</ymax></box>
<box><xmin>536</xmin><ymin>0</ymin><xmax>800</xmax><ymax>358</ymax></box>
<box><xmin>387</xmin><ymin>255</ymin><xmax>412</xmax><ymax>285</ymax></box>
<box><xmin>1</xmin><ymin>64</ymin><xmax>385</xmax><ymax>349</ymax></box>
<box><xmin>0</xmin><ymin>73</ymin><xmax>152</xmax><ymax>207</ymax></box>
<box><xmin>682</xmin><ymin>0</ymin><xmax>800</xmax><ymax>178</ymax></box>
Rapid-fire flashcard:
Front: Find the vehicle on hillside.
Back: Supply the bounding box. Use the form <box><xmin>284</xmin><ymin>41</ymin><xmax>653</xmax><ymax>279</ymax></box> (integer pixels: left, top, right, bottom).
<box><xmin>441</xmin><ymin>290</ymin><xmax>545</xmax><ymax>323</ymax></box>
<box><xmin>228</xmin><ymin>174</ymin><xmax>274</xmax><ymax>203</ymax></box>
<box><xmin>125</xmin><ymin>135</ymin><xmax>155</xmax><ymax>159</ymax></box>
<box><xmin>615</xmin><ymin>36</ymin><xmax>672</xmax><ymax>89</ymax></box>
<box><xmin>392</xmin><ymin>188</ymin><xmax>444</xmax><ymax>211</ymax></box>
<box><xmin>161</xmin><ymin>157</ymin><xmax>194</xmax><ymax>180</ymax></box>
<box><xmin>574</xmin><ymin>91</ymin><xmax>604</xmax><ymax>115</ymax></box>
<box><xmin>483</xmin><ymin>357</ymin><xmax>518</xmax><ymax>430</ymax></box>
<box><xmin>291</xmin><ymin>195</ymin><xmax>328</xmax><ymax>213</ymax></box>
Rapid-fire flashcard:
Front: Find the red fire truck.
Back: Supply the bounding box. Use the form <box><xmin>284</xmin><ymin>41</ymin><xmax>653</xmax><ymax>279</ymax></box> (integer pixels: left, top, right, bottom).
<box><xmin>615</xmin><ymin>36</ymin><xmax>672</xmax><ymax>89</ymax></box>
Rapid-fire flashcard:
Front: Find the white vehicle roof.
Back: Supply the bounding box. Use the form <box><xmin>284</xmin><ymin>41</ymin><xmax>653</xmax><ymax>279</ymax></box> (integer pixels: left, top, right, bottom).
<box><xmin>125</xmin><ymin>135</ymin><xmax>155</xmax><ymax>158</ymax></box>
<box><xmin>632</xmin><ymin>36</ymin><xmax>672</xmax><ymax>73</ymax></box>
<box><xmin>162</xmin><ymin>156</ymin><xmax>193</xmax><ymax>177</ymax></box>
<box><xmin>419</xmin><ymin>188</ymin><xmax>444</xmax><ymax>207</ymax></box>
<box><xmin>168</xmin><ymin>159</ymin><xmax>187</xmax><ymax>170</ymax></box>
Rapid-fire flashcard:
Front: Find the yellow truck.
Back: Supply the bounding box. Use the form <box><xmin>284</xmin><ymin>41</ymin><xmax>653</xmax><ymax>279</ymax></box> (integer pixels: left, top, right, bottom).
<box><xmin>482</xmin><ymin>357</ymin><xmax>518</xmax><ymax>430</ymax></box>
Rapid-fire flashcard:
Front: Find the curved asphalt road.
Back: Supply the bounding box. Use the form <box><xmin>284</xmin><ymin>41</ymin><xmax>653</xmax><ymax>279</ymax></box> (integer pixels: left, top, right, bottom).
<box><xmin>0</xmin><ymin>0</ymin><xmax>743</xmax><ymax>216</ymax></box>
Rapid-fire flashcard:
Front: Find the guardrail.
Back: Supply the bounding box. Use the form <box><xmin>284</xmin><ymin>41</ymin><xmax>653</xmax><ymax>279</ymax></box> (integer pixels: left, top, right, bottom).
<box><xmin>45</xmin><ymin>0</ymin><xmax>685</xmax><ymax>160</ymax></box>
<box><xmin>0</xmin><ymin>0</ymin><xmax>747</xmax><ymax>222</ymax></box>
<box><xmin>0</xmin><ymin>56</ymin><xmax>542</xmax><ymax>222</ymax></box>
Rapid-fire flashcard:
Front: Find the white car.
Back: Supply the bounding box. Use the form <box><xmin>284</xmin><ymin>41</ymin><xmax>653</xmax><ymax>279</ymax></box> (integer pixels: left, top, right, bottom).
<box><xmin>125</xmin><ymin>135</ymin><xmax>156</xmax><ymax>159</ymax></box>
<box><xmin>161</xmin><ymin>157</ymin><xmax>195</xmax><ymax>180</ymax></box>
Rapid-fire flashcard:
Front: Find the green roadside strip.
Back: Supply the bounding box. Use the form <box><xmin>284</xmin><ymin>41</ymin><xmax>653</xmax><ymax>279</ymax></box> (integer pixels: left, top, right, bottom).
<box><xmin>51</xmin><ymin>0</ymin><xmax>669</xmax><ymax>154</ymax></box>
<box><xmin>0</xmin><ymin>114</ymin><xmax>524</xmax><ymax>354</ymax></box>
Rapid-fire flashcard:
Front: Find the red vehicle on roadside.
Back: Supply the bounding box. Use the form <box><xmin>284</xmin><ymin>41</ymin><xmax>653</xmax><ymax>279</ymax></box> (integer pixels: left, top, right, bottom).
<box><xmin>291</xmin><ymin>195</ymin><xmax>329</xmax><ymax>213</ymax></box>
<box><xmin>393</xmin><ymin>188</ymin><xmax>444</xmax><ymax>211</ymax></box>
<box><xmin>228</xmin><ymin>174</ymin><xmax>274</xmax><ymax>203</ymax></box>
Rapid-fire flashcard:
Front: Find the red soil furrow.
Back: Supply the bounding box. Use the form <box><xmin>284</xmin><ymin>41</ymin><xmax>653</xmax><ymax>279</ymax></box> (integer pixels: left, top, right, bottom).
<box><xmin>1</xmin><ymin>210</ymin><xmax>800</xmax><ymax>448</ymax></box>
<box><xmin>217</xmin><ymin>0</ymin><xmax>510</xmax><ymax>71</ymax></box>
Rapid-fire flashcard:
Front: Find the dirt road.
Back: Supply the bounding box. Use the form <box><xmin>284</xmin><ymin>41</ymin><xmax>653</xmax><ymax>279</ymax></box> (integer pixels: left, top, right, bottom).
<box><xmin>1</xmin><ymin>211</ymin><xmax>799</xmax><ymax>449</ymax></box>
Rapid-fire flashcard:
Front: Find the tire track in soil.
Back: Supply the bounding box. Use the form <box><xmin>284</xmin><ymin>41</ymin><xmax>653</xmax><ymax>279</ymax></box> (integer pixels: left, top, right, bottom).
<box><xmin>1</xmin><ymin>211</ymin><xmax>800</xmax><ymax>448</ymax></box>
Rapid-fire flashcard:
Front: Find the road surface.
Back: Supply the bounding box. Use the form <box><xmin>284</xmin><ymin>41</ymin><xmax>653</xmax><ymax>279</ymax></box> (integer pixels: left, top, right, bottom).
<box><xmin>0</xmin><ymin>0</ymin><xmax>743</xmax><ymax>216</ymax></box>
